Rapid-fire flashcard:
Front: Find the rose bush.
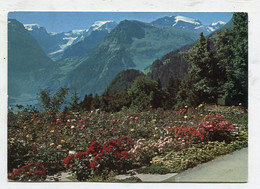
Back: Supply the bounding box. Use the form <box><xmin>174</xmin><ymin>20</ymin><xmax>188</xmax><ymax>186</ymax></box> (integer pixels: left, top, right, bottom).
<box><xmin>8</xmin><ymin>162</ymin><xmax>47</xmax><ymax>181</ymax></box>
<box><xmin>63</xmin><ymin>137</ymin><xmax>135</xmax><ymax>181</ymax></box>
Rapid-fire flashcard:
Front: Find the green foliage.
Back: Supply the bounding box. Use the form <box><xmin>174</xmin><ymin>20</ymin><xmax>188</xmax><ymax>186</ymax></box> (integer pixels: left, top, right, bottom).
<box><xmin>181</xmin><ymin>33</ymin><xmax>217</xmax><ymax>105</ymax></box>
<box><xmin>39</xmin><ymin>89</ymin><xmax>51</xmax><ymax>110</ymax></box>
<box><xmin>175</xmin><ymin>73</ymin><xmax>198</xmax><ymax>108</ymax></box>
<box><xmin>86</xmin><ymin>170</ymin><xmax>117</xmax><ymax>182</ymax></box>
<box><xmin>39</xmin><ymin>87</ymin><xmax>69</xmax><ymax>112</ymax></box>
<box><xmin>8</xmin><ymin>138</ymin><xmax>30</xmax><ymax>172</ymax></box>
<box><xmin>91</xmin><ymin>94</ymin><xmax>101</xmax><ymax>110</ymax></box>
<box><xmin>146</xmin><ymin>48</ymin><xmax>189</xmax><ymax>87</ymax></box>
<box><xmin>214</xmin><ymin>29</ymin><xmax>234</xmax><ymax>88</ymax></box>
<box><xmin>115</xmin><ymin>176</ymin><xmax>142</xmax><ymax>182</ymax></box>
<box><xmin>164</xmin><ymin>76</ymin><xmax>180</xmax><ymax>109</ymax></box>
<box><xmin>136</xmin><ymin>164</ymin><xmax>171</xmax><ymax>174</ymax></box>
<box><xmin>228</xmin><ymin>13</ymin><xmax>248</xmax><ymax>107</ymax></box>
<box><xmin>143</xmin><ymin>13</ymin><xmax>247</xmax><ymax>110</ymax></box>
<box><xmin>69</xmin><ymin>89</ymin><xmax>80</xmax><ymax>111</ymax></box>
<box><xmin>80</xmin><ymin>94</ymin><xmax>93</xmax><ymax>111</ymax></box>
<box><xmin>31</xmin><ymin>146</ymin><xmax>67</xmax><ymax>175</ymax></box>
<box><xmin>101</xmin><ymin>90</ymin><xmax>131</xmax><ymax>112</ymax></box>
<box><xmin>104</xmin><ymin>69</ymin><xmax>144</xmax><ymax>95</ymax></box>
<box><xmin>213</xmin><ymin>13</ymin><xmax>248</xmax><ymax>108</ymax></box>
<box><xmin>128</xmin><ymin>76</ymin><xmax>164</xmax><ymax>110</ymax></box>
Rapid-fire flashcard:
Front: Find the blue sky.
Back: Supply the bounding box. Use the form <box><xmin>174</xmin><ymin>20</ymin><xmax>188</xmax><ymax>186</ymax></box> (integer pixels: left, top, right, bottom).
<box><xmin>8</xmin><ymin>12</ymin><xmax>233</xmax><ymax>33</ymax></box>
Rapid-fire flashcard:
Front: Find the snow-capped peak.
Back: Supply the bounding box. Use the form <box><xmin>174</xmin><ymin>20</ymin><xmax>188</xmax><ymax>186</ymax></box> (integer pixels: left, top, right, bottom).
<box><xmin>207</xmin><ymin>21</ymin><xmax>226</xmax><ymax>32</ymax></box>
<box><xmin>72</xmin><ymin>30</ymin><xmax>84</xmax><ymax>35</ymax></box>
<box><xmin>211</xmin><ymin>21</ymin><xmax>226</xmax><ymax>26</ymax></box>
<box><xmin>90</xmin><ymin>20</ymin><xmax>117</xmax><ymax>32</ymax></box>
<box><xmin>24</xmin><ymin>24</ymin><xmax>40</xmax><ymax>31</ymax></box>
<box><xmin>92</xmin><ymin>21</ymin><xmax>113</xmax><ymax>28</ymax></box>
<box><xmin>49</xmin><ymin>32</ymin><xmax>57</xmax><ymax>36</ymax></box>
<box><xmin>172</xmin><ymin>16</ymin><xmax>201</xmax><ymax>27</ymax></box>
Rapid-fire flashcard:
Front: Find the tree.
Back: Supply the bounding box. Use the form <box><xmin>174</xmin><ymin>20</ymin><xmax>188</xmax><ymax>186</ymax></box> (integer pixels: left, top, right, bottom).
<box><xmin>70</xmin><ymin>89</ymin><xmax>80</xmax><ymax>111</ymax></box>
<box><xmin>101</xmin><ymin>90</ymin><xmax>131</xmax><ymax>112</ymax></box>
<box><xmin>229</xmin><ymin>12</ymin><xmax>248</xmax><ymax>107</ymax></box>
<box><xmin>51</xmin><ymin>87</ymin><xmax>69</xmax><ymax>112</ymax></box>
<box><xmin>91</xmin><ymin>94</ymin><xmax>101</xmax><ymax>110</ymax></box>
<box><xmin>165</xmin><ymin>76</ymin><xmax>180</xmax><ymax>109</ymax></box>
<box><xmin>128</xmin><ymin>76</ymin><xmax>163</xmax><ymax>110</ymax></box>
<box><xmin>214</xmin><ymin>29</ymin><xmax>234</xmax><ymax>90</ymax></box>
<box><xmin>179</xmin><ymin>32</ymin><xmax>219</xmax><ymax>106</ymax></box>
<box><xmin>214</xmin><ymin>13</ymin><xmax>248</xmax><ymax>108</ymax></box>
<box><xmin>39</xmin><ymin>88</ymin><xmax>51</xmax><ymax>111</ymax></box>
<box><xmin>39</xmin><ymin>87</ymin><xmax>69</xmax><ymax>112</ymax></box>
<box><xmin>175</xmin><ymin>72</ymin><xmax>198</xmax><ymax>108</ymax></box>
<box><xmin>80</xmin><ymin>94</ymin><xmax>93</xmax><ymax>111</ymax></box>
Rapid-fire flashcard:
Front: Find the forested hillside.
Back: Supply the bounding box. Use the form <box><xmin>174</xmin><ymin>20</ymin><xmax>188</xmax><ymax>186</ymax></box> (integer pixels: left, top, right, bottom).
<box><xmin>99</xmin><ymin>13</ymin><xmax>247</xmax><ymax>111</ymax></box>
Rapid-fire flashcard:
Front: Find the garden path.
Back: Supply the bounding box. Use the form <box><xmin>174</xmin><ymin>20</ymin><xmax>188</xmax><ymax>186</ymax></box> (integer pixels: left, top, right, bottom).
<box><xmin>163</xmin><ymin>147</ymin><xmax>248</xmax><ymax>182</ymax></box>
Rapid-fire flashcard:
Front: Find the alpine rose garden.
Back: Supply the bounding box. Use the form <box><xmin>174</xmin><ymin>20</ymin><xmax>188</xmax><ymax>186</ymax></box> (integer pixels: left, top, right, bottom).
<box><xmin>8</xmin><ymin>105</ymin><xmax>248</xmax><ymax>181</ymax></box>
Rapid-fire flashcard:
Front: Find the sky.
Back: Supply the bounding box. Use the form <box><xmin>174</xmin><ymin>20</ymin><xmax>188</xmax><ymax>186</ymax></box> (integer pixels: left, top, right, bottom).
<box><xmin>8</xmin><ymin>12</ymin><xmax>233</xmax><ymax>33</ymax></box>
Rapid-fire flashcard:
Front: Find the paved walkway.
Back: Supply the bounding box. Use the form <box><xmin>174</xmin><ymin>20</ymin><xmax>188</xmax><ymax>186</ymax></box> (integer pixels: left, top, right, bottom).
<box><xmin>164</xmin><ymin>148</ymin><xmax>248</xmax><ymax>183</ymax></box>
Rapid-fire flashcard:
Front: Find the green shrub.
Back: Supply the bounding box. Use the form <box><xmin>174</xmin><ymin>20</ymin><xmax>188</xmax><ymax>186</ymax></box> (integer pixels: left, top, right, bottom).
<box><xmin>8</xmin><ymin>139</ymin><xmax>30</xmax><ymax>172</ymax></box>
<box><xmin>31</xmin><ymin>146</ymin><xmax>67</xmax><ymax>175</ymax></box>
<box><xmin>136</xmin><ymin>164</ymin><xmax>171</xmax><ymax>174</ymax></box>
<box><xmin>115</xmin><ymin>176</ymin><xmax>142</xmax><ymax>182</ymax></box>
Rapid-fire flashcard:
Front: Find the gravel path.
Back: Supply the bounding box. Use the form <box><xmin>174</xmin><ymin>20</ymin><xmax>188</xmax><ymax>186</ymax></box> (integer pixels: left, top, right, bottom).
<box><xmin>164</xmin><ymin>148</ymin><xmax>248</xmax><ymax>183</ymax></box>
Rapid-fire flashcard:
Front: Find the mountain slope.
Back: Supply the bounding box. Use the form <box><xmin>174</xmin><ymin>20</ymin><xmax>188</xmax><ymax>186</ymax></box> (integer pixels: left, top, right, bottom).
<box><xmin>64</xmin><ymin>20</ymin><xmax>199</xmax><ymax>96</ymax></box>
<box><xmin>62</xmin><ymin>20</ymin><xmax>118</xmax><ymax>58</ymax></box>
<box><xmin>8</xmin><ymin>19</ymin><xmax>55</xmax><ymax>105</ymax></box>
<box><xmin>104</xmin><ymin>69</ymin><xmax>144</xmax><ymax>95</ymax></box>
<box><xmin>62</xmin><ymin>30</ymin><xmax>109</xmax><ymax>58</ymax></box>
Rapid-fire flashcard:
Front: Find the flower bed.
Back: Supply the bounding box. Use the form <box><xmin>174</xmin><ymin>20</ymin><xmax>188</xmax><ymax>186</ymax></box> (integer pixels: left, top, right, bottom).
<box><xmin>151</xmin><ymin>130</ymin><xmax>248</xmax><ymax>173</ymax></box>
<box><xmin>8</xmin><ymin>106</ymin><xmax>248</xmax><ymax>181</ymax></box>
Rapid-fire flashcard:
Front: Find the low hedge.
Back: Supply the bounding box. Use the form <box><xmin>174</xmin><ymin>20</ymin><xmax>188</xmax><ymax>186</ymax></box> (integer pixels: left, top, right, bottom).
<box><xmin>136</xmin><ymin>164</ymin><xmax>171</xmax><ymax>174</ymax></box>
<box><xmin>151</xmin><ymin>130</ymin><xmax>248</xmax><ymax>173</ymax></box>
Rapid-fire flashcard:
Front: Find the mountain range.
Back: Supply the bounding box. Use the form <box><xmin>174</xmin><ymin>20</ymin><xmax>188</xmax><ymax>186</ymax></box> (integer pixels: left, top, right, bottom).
<box><xmin>8</xmin><ymin>15</ymin><xmax>229</xmax><ymax>106</ymax></box>
<box><xmin>151</xmin><ymin>15</ymin><xmax>226</xmax><ymax>35</ymax></box>
<box><xmin>61</xmin><ymin>19</ymin><xmax>200</xmax><ymax>96</ymax></box>
<box><xmin>25</xmin><ymin>16</ymin><xmax>225</xmax><ymax>61</ymax></box>
<box><xmin>24</xmin><ymin>21</ymin><xmax>117</xmax><ymax>60</ymax></box>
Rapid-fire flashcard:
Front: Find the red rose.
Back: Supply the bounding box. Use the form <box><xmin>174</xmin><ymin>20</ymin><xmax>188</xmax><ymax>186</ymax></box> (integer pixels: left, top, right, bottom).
<box><xmin>89</xmin><ymin>161</ymin><xmax>98</xmax><ymax>169</ymax></box>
